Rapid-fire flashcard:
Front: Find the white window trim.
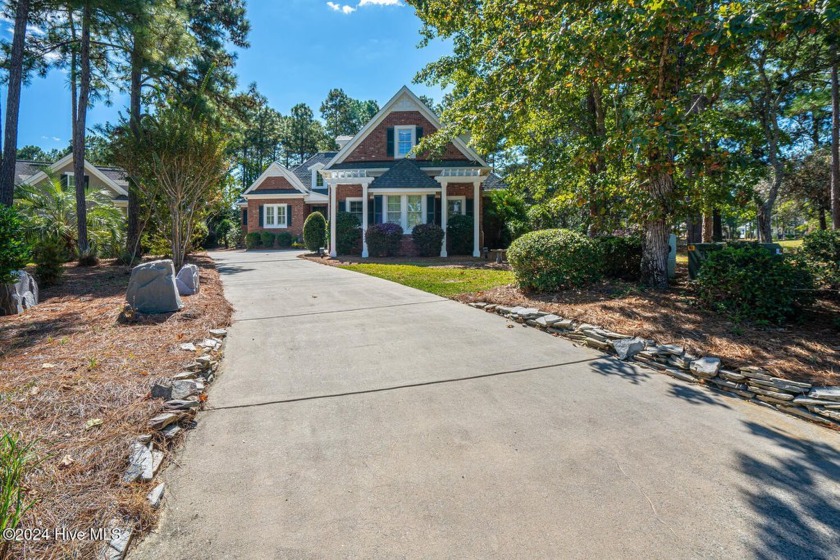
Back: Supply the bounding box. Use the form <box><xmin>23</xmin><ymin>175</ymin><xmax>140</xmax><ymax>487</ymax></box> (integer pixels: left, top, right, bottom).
<box><xmin>345</xmin><ymin>197</ymin><xmax>363</xmax><ymax>213</ymax></box>
<box><xmin>263</xmin><ymin>203</ymin><xmax>288</xmax><ymax>229</ymax></box>
<box><xmin>383</xmin><ymin>194</ymin><xmax>426</xmax><ymax>233</ymax></box>
<box><xmin>446</xmin><ymin>195</ymin><xmax>467</xmax><ymax>217</ymax></box>
<box><xmin>394</xmin><ymin>125</ymin><xmax>416</xmax><ymax>159</ymax></box>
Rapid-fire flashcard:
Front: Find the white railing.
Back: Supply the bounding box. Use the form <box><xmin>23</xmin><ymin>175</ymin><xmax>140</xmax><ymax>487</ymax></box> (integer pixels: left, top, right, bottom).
<box><xmin>327</xmin><ymin>169</ymin><xmax>368</xmax><ymax>179</ymax></box>
<box><xmin>439</xmin><ymin>168</ymin><xmax>485</xmax><ymax>177</ymax></box>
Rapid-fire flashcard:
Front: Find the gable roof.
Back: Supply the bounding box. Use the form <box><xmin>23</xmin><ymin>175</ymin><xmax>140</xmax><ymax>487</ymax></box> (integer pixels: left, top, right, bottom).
<box><xmin>20</xmin><ymin>153</ymin><xmax>129</xmax><ymax>196</ymax></box>
<box><xmin>242</xmin><ymin>162</ymin><xmax>308</xmax><ymax>196</ymax></box>
<box><xmin>370</xmin><ymin>158</ymin><xmax>440</xmax><ymax>189</ymax></box>
<box><xmin>14</xmin><ymin>160</ymin><xmax>49</xmax><ymax>185</ymax></box>
<box><xmin>483</xmin><ymin>173</ymin><xmax>507</xmax><ymax>190</ymax></box>
<box><xmin>292</xmin><ymin>152</ymin><xmax>337</xmax><ymax>189</ymax></box>
<box><xmin>325</xmin><ymin>86</ymin><xmax>488</xmax><ymax>169</ymax></box>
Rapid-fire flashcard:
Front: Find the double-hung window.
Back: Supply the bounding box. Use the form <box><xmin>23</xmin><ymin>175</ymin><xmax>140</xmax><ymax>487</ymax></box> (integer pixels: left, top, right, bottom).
<box><xmin>346</xmin><ymin>198</ymin><xmax>364</xmax><ymax>223</ymax></box>
<box><xmin>394</xmin><ymin>125</ymin><xmax>416</xmax><ymax>159</ymax></box>
<box><xmin>447</xmin><ymin>196</ymin><xmax>466</xmax><ymax>218</ymax></box>
<box><xmin>263</xmin><ymin>204</ymin><xmax>287</xmax><ymax>228</ymax></box>
<box><xmin>406</xmin><ymin>195</ymin><xmax>423</xmax><ymax>231</ymax></box>
<box><xmin>386</xmin><ymin>196</ymin><xmax>402</xmax><ymax>225</ymax></box>
<box><xmin>383</xmin><ymin>194</ymin><xmax>426</xmax><ymax>233</ymax></box>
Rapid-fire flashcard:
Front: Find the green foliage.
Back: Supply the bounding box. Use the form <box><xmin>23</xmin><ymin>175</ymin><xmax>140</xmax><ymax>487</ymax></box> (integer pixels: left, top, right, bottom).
<box><xmin>260</xmin><ymin>231</ymin><xmax>276</xmax><ymax>248</ymax></box>
<box><xmin>335</xmin><ymin>211</ymin><xmax>361</xmax><ymax>255</ymax></box>
<box><xmin>508</xmin><ymin>229</ymin><xmax>602</xmax><ymax>292</ymax></box>
<box><xmin>245</xmin><ymin>231</ymin><xmax>262</xmax><ymax>249</ymax></box>
<box><xmin>696</xmin><ymin>244</ymin><xmax>814</xmax><ymax>325</ymax></box>
<box><xmin>338</xmin><ymin>263</ymin><xmax>515</xmax><ymax>298</ymax></box>
<box><xmin>32</xmin><ymin>237</ymin><xmax>67</xmax><ymax>287</ymax></box>
<box><xmin>320</xmin><ymin>88</ymin><xmax>380</xmax><ymax>138</ymax></box>
<box><xmin>276</xmin><ymin>231</ymin><xmax>294</xmax><ymax>248</ymax></box>
<box><xmin>801</xmin><ymin>230</ymin><xmax>840</xmax><ymax>289</ymax></box>
<box><xmin>0</xmin><ymin>432</ymin><xmax>39</xmax><ymax>559</ymax></box>
<box><xmin>303</xmin><ymin>212</ymin><xmax>327</xmax><ymax>252</ymax></box>
<box><xmin>411</xmin><ymin>223</ymin><xmax>445</xmax><ymax>257</ymax></box>
<box><xmin>446</xmin><ymin>214</ymin><xmax>474</xmax><ymax>255</ymax></box>
<box><xmin>0</xmin><ymin>206</ymin><xmax>30</xmax><ymax>285</ymax></box>
<box><xmin>365</xmin><ymin>223</ymin><xmax>403</xmax><ymax>257</ymax></box>
<box><xmin>597</xmin><ymin>235</ymin><xmax>642</xmax><ymax>281</ymax></box>
<box><xmin>483</xmin><ymin>189</ymin><xmax>527</xmax><ymax>248</ymax></box>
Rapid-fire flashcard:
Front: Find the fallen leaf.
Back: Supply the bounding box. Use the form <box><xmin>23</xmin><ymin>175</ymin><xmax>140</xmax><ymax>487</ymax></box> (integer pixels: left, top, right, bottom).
<box><xmin>42</xmin><ymin>363</ymin><xmax>56</xmax><ymax>369</ymax></box>
<box><xmin>84</xmin><ymin>418</ymin><xmax>103</xmax><ymax>430</ymax></box>
<box><xmin>59</xmin><ymin>455</ymin><xmax>74</xmax><ymax>469</ymax></box>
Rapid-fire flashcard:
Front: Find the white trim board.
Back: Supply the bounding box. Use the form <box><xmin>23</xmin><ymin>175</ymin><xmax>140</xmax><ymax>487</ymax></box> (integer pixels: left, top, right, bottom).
<box><xmin>242</xmin><ymin>162</ymin><xmax>309</xmax><ymax>196</ymax></box>
<box><xmin>22</xmin><ymin>153</ymin><xmax>129</xmax><ymax>196</ymax></box>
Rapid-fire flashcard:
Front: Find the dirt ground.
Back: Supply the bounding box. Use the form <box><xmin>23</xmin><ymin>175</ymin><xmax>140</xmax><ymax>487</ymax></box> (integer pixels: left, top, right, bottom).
<box><xmin>0</xmin><ymin>254</ymin><xmax>231</xmax><ymax>559</ymax></box>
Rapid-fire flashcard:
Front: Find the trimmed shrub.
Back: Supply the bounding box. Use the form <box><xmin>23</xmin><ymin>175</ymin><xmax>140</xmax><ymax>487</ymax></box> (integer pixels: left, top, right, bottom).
<box><xmin>696</xmin><ymin>243</ymin><xmax>814</xmax><ymax>325</ymax></box>
<box><xmin>336</xmin><ymin>211</ymin><xmax>361</xmax><ymax>255</ymax></box>
<box><xmin>303</xmin><ymin>212</ymin><xmax>327</xmax><ymax>252</ymax></box>
<box><xmin>365</xmin><ymin>223</ymin><xmax>403</xmax><ymax>257</ymax></box>
<box><xmin>801</xmin><ymin>230</ymin><xmax>840</xmax><ymax>289</ymax></box>
<box><xmin>412</xmin><ymin>223</ymin><xmax>445</xmax><ymax>257</ymax></box>
<box><xmin>33</xmin><ymin>237</ymin><xmax>67</xmax><ymax>287</ymax></box>
<box><xmin>245</xmin><ymin>232</ymin><xmax>261</xmax><ymax>249</ymax></box>
<box><xmin>508</xmin><ymin>229</ymin><xmax>602</xmax><ymax>291</ymax></box>
<box><xmin>447</xmin><ymin>214</ymin><xmax>474</xmax><ymax>255</ymax></box>
<box><xmin>0</xmin><ymin>206</ymin><xmax>30</xmax><ymax>284</ymax></box>
<box><xmin>276</xmin><ymin>231</ymin><xmax>294</xmax><ymax>248</ymax></box>
<box><xmin>597</xmin><ymin>235</ymin><xmax>643</xmax><ymax>281</ymax></box>
<box><xmin>260</xmin><ymin>231</ymin><xmax>275</xmax><ymax>248</ymax></box>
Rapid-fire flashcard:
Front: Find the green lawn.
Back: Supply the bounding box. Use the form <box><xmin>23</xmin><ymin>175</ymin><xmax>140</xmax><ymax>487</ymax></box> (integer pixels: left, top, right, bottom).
<box><xmin>777</xmin><ymin>239</ymin><xmax>804</xmax><ymax>250</ymax></box>
<box><xmin>338</xmin><ymin>263</ymin><xmax>515</xmax><ymax>297</ymax></box>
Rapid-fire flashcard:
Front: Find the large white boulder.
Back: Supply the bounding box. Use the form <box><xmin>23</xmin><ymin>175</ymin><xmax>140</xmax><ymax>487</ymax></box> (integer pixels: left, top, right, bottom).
<box><xmin>126</xmin><ymin>260</ymin><xmax>183</xmax><ymax>314</ymax></box>
<box><xmin>0</xmin><ymin>270</ymin><xmax>38</xmax><ymax>316</ymax></box>
<box><xmin>176</xmin><ymin>264</ymin><xmax>200</xmax><ymax>296</ymax></box>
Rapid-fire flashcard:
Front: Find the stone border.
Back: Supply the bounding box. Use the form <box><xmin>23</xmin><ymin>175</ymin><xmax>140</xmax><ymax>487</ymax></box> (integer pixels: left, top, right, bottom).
<box><xmin>468</xmin><ymin>302</ymin><xmax>840</xmax><ymax>430</ymax></box>
<box><xmin>103</xmin><ymin>329</ymin><xmax>228</xmax><ymax>560</ymax></box>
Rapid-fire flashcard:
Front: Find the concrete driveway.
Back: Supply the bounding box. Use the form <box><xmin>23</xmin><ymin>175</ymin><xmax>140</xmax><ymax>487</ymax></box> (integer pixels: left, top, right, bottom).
<box><xmin>135</xmin><ymin>249</ymin><xmax>840</xmax><ymax>559</ymax></box>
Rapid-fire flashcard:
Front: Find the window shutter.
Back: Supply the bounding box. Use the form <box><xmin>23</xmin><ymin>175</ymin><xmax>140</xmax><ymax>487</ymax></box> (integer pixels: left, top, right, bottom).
<box><xmin>416</xmin><ymin>126</ymin><xmax>423</xmax><ymax>141</ymax></box>
<box><xmin>367</xmin><ymin>197</ymin><xmax>375</xmax><ymax>225</ymax></box>
<box><xmin>243</xmin><ymin>209</ymin><xmax>248</xmax><ymax>226</ymax></box>
<box><xmin>286</xmin><ymin>205</ymin><xmax>292</xmax><ymax>227</ymax></box>
<box><xmin>386</xmin><ymin>127</ymin><xmax>395</xmax><ymax>157</ymax></box>
<box><xmin>434</xmin><ymin>197</ymin><xmax>442</xmax><ymax>226</ymax></box>
<box><xmin>426</xmin><ymin>194</ymin><xmax>435</xmax><ymax>224</ymax></box>
<box><xmin>259</xmin><ymin>205</ymin><xmax>264</xmax><ymax>227</ymax></box>
<box><xmin>373</xmin><ymin>195</ymin><xmax>383</xmax><ymax>224</ymax></box>
<box><xmin>466</xmin><ymin>198</ymin><xmax>474</xmax><ymax>217</ymax></box>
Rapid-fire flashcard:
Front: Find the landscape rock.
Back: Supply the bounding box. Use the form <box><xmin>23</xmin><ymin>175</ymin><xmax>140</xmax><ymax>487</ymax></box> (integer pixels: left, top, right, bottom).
<box><xmin>150</xmin><ymin>382</ymin><xmax>172</xmax><ymax>400</ymax></box>
<box><xmin>151</xmin><ymin>450</ymin><xmax>164</xmax><ymax>475</ymax></box>
<box><xmin>748</xmin><ymin>377</ymin><xmax>810</xmax><ymax>394</ymax></box>
<box><xmin>175</xmin><ymin>263</ymin><xmax>200</xmax><ymax>296</ymax></box>
<box><xmin>172</xmin><ymin>371</ymin><xmax>197</xmax><ymax>381</ymax></box>
<box><xmin>161</xmin><ymin>424</ymin><xmax>183</xmax><ymax>439</ymax></box>
<box><xmin>659</xmin><ymin>344</ymin><xmax>684</xmax><ymax>356</ymax></box>
<box><xmin>209</xmin><ymin>328</ymin><xmax>228</xmax><ymax>338</ymax></box>
<box><xmin>583</xmin><ymin>337</ymin><xmax>612</xmax><ymax>351</ymax></box>
<box><xmin>749</xmin><ymin>386</ymin><xmax>795</xmax><ymax>401</ymax></box>
<box><xmin>148</xmin><ymin>412</ymin><xmax>182</xmax><ymax>431</ymax></box>
<box><xmin>807</xmin><ymin>386</ymin><xmax>840</xmax><ymax>402</ymax></box>
<box><xmin>662</xmin><ymin>367</ymin><xmax>698</xmax><ymax>383</ymax></box>
<box><xmin>689</xmin><ymin>357</ymin><xmax>721</xmax><ymax>378</ymax></box>
<box><xmin>101</xmin><ymin>525</ymin><xmax>133</xmax><ymax>560</ymax></box>
<box><xmin>125</xmin><ymin>259</ymin><xmax>183</xmax><ymax>314</ymax></box>
<box><xmin>164</xmin><ymin>399</ymin><xmax>200</xmax><ymax>410</ymax></box>
<box><xmin>0</xmin><ymin>270</ymin><xmax>38</xmax><ymax>316</ymax></box>
<box><xmin>179</xmin><ymin>342</ymin><xmax>196</xmax><ymax>352</ymax></box>
<box><xmin>740</xmin><ymin>367</ymin><xmax>774</xmax><ymax>381</ymax></box>
<box><xmin>170</xmin><ymin>380</ymin><xmax>204</xmax><ymax>400</ymax></box>
<box><xmin>535</xmin><ymin>314</ymin><xmax>563</xmax><ymax>328</ymax></box>
<box><xmin>612</xmin><ymin>337</ymin><xmax>646</xmax><ymax>360</ymax></box>
<box><xmin>123</xmin><ymin>443</ymin><xmax>153</xmax><ymax>483</ymax></box>
<box><xmin>719</xmin><ymin>370</ymin><xmax>746</xmax><ymax>382</ymax></box>
<box><xmin>778</xmin><ymin>405</ymin><xmax>836</xmax><ymax>426</ymax></box>
<box><xmin>668</xmin><ymin>355</ymin><xmax>693</xmax><ymax>370</ymax></box>
<box><xmin>147</xmin><ymin>483</ymin><xmax>165</xmax><ymax>509</ymax></box>
<box><xmin>552</xmin><ymin>319</ymin><xmax>575</xmax><ymax>330</ymax></box>
<box><xmin>811</xmin><ymin>407</ymin><xmax>840</xmax><ymax>421</ymax></box>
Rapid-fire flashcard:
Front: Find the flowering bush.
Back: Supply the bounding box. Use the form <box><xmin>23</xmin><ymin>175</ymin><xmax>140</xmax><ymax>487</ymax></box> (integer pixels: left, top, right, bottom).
<box><xmin>365</xmin><ymin>222</ymin><xmax>403</xmax><ymax>257</ymax></box>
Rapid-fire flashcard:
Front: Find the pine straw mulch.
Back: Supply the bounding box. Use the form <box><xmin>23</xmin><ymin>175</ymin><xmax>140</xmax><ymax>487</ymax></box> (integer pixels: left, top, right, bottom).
<box><xmin>457</xmin><ymin>270</ymin><xmax>840</xmax><ymax>387</ymax></box>
<box><xmin>0</xmin><ymin>253</ymin><xmax>231</xmax><ymax>560</ymax></box>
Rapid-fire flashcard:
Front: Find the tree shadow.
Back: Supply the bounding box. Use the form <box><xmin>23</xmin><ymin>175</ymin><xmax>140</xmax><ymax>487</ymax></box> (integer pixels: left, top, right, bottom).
<box><xmin>0</xmin><ymin>313</ymin><xmax>84</xmax><ymax>355</ymax></box>
<box><xmin>667</xmin><ymin>383</ymin><xmax>731</xmax><ymax>408</ymax></box>
<box><xmin>590</xmin><ymin>357</ymin><xmax>650</xmax><ymax>385</ymax></box>
<box><xmin>215</xmin><ymin>263</ymin><xmax>256</xmax><ymax>276</ymax></box>
<box><xmin>738</xmin><ymin>421</ymin><xmax>840</xmax><ymax>559</ymax></box>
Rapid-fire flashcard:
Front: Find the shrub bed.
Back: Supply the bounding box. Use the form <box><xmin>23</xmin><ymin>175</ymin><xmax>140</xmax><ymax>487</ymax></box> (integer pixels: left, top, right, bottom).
<box><xmin>276</xmin><ymin>231</ymin><xmax>294</xmax><ymax>248</ymax></box>
<box><xmin>696</xmin><ymin>243</ymin><xmax>814</xmax><ymax>325</ymax></box>
<box><xmin>507</xmin><ymin>229</ymin><xmax>602</xmax><ymax>291</ymax></box>
<box><xmin>336</xmin><ymin>211</ymin><xmax>362</xmax><ymax>255</ymax></box>
<box><xmin>596</xmin><ymin>235</ymin><xmax>642</xmax><ymax>281</ymax></box>
<box><xmin>447</xmin><ymin>214</ymin><xmax>474</xmax><ymax>255</ymax></box>
<box><xmin>412</xmin><ymin>223</ymin><xmax>445</xmax><ymax>257</ymax></box>
<box><xmin>801</xmin><ymin>230</ymin><xmax>840</xmax><ymax>289</ymax></box>
<box><xmin>303</xmin><ymin>212</ymin><xmax>327</xmax><ymax>252</ymax></box>
<box><xmin>365</xmin><ymin>223</ymin><xmax>403</xmax><ymax>257</ymax></box>
<box><xmin>260</xmin><ymin>231</ymin><xmax>275</xmax><ymax>248</ymax></box>
<box><xmin>245</xmin><ymin>232</ymin><xmax>261</xmax><ymax>249</ymax></box>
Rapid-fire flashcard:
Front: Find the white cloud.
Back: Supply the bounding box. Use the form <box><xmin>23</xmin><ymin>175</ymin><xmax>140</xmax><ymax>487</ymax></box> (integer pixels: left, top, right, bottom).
<box><xmin>41</xmin><ymin>136</ymin><xmax>62</xmax><ymax>143</ymax></box>
<box><xmin>327</xmin><ymin>2</ymin><xmax>356</xmax><ymax>13</ymax></box>
<box><xmin>358</xmin><ymin>0</ymin><xmax>403</xmax><ymax>5</ymax></box>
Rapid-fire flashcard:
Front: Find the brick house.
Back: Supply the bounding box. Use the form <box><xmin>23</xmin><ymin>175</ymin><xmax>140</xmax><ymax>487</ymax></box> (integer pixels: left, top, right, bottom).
<box><xmin>239</xmin><ymin>86</ymin><xmax>504</xmax><ymax>257</ymax></box>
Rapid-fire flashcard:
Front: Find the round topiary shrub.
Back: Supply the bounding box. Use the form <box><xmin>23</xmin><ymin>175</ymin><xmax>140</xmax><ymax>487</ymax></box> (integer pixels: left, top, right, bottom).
<box><xmin>365</xmin><ymin>223</ymin><xmax>403</xmax><ymax>257</ymax></box>
<box><xmin>447</xmin><ymin>214</ymin><xmax>474</xmax><ymax>255</ymax></box>
<box><xmin>696</xmin><ymin>243</ymin><xmax>814</xmax><ymax>325</ymax></box>
<box><xmin>276</xmin><ymin>231</ymin><xmax>294</xmax><ymax>248</ymax></box>
<box><xmin>801</xmin><ymin>230</ymin><xmax>840</xmax><ymax>289</ymax></box>
<box><xmin>507</xmin><ymin>229</ymin><xmax>602</xmax><ymax>291</ymax></box>
<box><xmin>245</xmin><ymin>232</ymin><xmax>261</xmax><ymax>249</ymax></box>
<box><xmin>260</xmin><ymin>231</ymin><xmax>275</xmax><ymax>248</ymax></box>
<box><xmin>597</xmin><ymin>235</ymin><xmax>643</xmax><ymax>281</ymax></box>
<box><xmin>336</xmin><ymin>211</ymin><xmax>361</xmax><ymax>255</ymax></box>
<box><xmin>303</xmin><ymin>212</ymin><xmax>327</xmax><ymax>252</ymax></box>
<box><xmin>412</xmin><ymin>223</ymin><xmax>444</xmax><ymax>257</ymax></box>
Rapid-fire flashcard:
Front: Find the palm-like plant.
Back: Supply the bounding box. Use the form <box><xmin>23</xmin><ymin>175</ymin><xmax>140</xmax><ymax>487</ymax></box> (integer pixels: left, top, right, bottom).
<box><xmin>14</xmin><ymin>172</ymin><xmax>125</xmax><ymax>259</ymax></box>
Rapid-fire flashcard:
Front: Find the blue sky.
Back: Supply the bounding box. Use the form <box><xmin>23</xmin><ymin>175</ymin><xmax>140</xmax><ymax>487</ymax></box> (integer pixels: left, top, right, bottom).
<box><xmin>6</xmin><ymin>0</ymin><xmax>450</xmax><ymax>151</ymax></box>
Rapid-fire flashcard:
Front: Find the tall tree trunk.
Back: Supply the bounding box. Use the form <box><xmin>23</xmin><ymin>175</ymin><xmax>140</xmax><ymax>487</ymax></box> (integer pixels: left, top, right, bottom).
<box><xmin>819</xmin><ymin>207</ymin><xmax>827</xmax><ymax>230</ymax></box>
<box><xmin>712</xmin><ymin>208</ymin><xmax>723</xmax><ymax>242</ymax></box>
<box><xmin>641</xmin><ymin>172</ymin><xmax>673</xmax><ymax>289</ymax></box>
<box><xmin>757</xmin><ymin>201</ymin><xmax>773</xmax><ymax>242</ymax></box>
<box><xmin>126</xmin><ymin>41</ymin><xmax>143</xmax><ymax>261</ymax></box>
<box><xmin>701</xmin><ymin>213</ymin><xmax>713</xmax><ymax>242</ymax></box>
<box><xmin>0</xmin><ymin>0</ymin><xmax>32</xmax><ymax>207</ymax></box>
<box><xmin>831</xmin><ymin>52</ymin><xmax>840</xmax><ymax>229</ymax></box>
<box><xmin>73</xmin><ymin>4</ymin><xmax>91</xmax><ymax>260</ymax></box>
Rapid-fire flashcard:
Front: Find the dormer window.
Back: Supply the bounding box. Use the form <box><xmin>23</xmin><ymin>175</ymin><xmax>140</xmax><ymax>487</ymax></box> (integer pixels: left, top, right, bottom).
<box><xmin>311</xmin><ymin>163</ymin><xmax>325</xmax><ymax>189</ymax></box>
<box><xmin>394</xmin><ymin>125</ymin><xmax>416</xmax><ymax>159</ymax></box>
<box><xmin>315</xmin><ymin>171</ymin><xmax>323</xmax><ymax>187</ymax></box>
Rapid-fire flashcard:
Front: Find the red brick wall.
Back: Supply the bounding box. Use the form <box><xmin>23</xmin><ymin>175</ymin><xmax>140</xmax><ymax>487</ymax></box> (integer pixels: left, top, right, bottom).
<box><xmin>245</xmin><ymin>198</ymin><xmax>307</xmax><ymax>238</ymax></box>
<box><xmin>254</xmin><ymin>176</ymin><xmax>297</xmax><ymax>192</ymax></box>
<box><xmin>336</xmin><ymin>184</ymin><xmax>363</xmax><ymax>203</ymax></box>
<box><xmin>344</xmin><ymin>111</ymin><xmax>469</xmax><ymax>163</ymax></box>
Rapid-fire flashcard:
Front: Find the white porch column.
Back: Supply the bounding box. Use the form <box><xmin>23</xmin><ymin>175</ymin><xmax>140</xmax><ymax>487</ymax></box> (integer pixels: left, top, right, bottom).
<box><xmin>439</xmin><ymin>180</ymin><xmax>448</xmax><ymax>257</ymax></box>
<box><xmin>361</xmin><ymin>181</ymin><xmax>369</xmax><ymax>258</ymax></box>
<box><xmin>329</xmin><ymin>181</ymin><xmax>337</xmax><ymax>257</ymax></box>
<box><xmin>472</xmin><ymin>180</ymin><xmax>481</xmax><ymax>257</ymax></box>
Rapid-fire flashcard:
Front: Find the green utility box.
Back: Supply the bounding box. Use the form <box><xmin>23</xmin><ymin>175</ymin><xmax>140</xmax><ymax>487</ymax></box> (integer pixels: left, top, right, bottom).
<box><xmin>687</xmin><ymin>242</ymin><xmax>783</xmax><ymax>279</ymax></box>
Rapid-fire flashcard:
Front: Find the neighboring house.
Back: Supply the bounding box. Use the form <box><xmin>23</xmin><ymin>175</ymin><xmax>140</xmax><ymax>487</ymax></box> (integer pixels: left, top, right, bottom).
<box><xmin>15</xmin><ymin>153</ymin><xmax>129</xmax><ymax>210</ymax></box>
<box><xmin>239</xmin><ymin>86</ymin><xmax>505</xmax><ymax>257</ymax></box>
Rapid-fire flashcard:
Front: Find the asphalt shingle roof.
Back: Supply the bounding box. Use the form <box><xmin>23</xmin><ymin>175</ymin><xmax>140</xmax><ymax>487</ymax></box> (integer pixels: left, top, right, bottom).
<box><xmin>370</xmin><ymin>158</ymin><xmax>440</xmax><ymax>189</ymax></box>
<box><xmin>331</xmin><ymin>159</ymin><xmax>480</xmax><ymax>170</ymax></box>
<box><xmin>483</xmin><ymin>172</ymin><xmax>507</xmax><ymax>190</ymax></box>
<box><xmin>14</xmin><ymin>160</ymin><xmax>49</xmax><ymax>185</ymax></box>
<box><xmin>292</xmin><ymin>152</ymin><xmax>338</xmax><ymax>189</ymax></box>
